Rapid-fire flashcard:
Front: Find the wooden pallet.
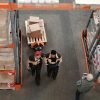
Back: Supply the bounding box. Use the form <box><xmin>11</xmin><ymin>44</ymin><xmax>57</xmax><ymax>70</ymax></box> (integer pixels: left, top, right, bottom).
<box><xmin>0</xmin><ymin>48</ymin><xmax>13</xmax><ymax>53</ymax></box>
<box><xmin>0</xmin><ymin>83</ymin><xmax>15</xmax><ymax>90</ymax></box>
<box><xmin>0</xmin><ymin>73</ymin><xmax>15</xmax><ymax>83</ymax></box>
<box><xmin>25</xmin><ymin>18</ymin><xmax>47</xmax><ymax>47</ymax></box>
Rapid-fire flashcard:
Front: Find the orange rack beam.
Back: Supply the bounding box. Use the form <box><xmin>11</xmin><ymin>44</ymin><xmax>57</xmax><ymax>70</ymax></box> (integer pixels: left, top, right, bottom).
<box><xmin>81</xmin><ymin>30</ymin><xmax>89</xmax><ymax>73</ymax></box>
<box><xmin>0</xmin><ymin>2</ymin><xmax>92</xmax><ymax>10</ymax></box>
<box><xmin>0</xmin><ymin>70</ymin><xmax>15</xmax><ymax>74</ymax></box>
<box><xmin>0</xmin><ymin>43</ymin><xmax>14</xmax><ymax>48</ymax></box>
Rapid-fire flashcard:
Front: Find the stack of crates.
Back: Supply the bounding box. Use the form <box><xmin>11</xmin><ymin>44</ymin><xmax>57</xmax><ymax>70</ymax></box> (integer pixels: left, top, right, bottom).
<box><xmin>0</xmin><ymin>10</ymin><xmax>15</xmax><ymax>90</ymax></box>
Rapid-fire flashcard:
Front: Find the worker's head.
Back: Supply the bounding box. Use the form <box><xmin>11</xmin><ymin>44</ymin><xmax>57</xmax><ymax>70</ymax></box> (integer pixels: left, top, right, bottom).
<box><xmin>86</xmin><ymin>73</ymin><xmax>93</xmax><ymax>81</ymax></box>
<box><xmin>34</xmin><ymin>51</ymin><xmax>42</xmax><ymax>59</ymax></box>
<box><xmin>51</xmin><ymin>50</ymin><xmax>56</xmax><ymax>58</ymax></box>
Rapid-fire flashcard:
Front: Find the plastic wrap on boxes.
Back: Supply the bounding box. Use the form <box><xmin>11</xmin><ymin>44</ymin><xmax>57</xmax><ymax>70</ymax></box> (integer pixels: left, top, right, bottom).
<box><xmin>96</xmin><ymin>45</ymin><xmax>100</xmax><ymax>64</ymax></box>
<box><xmin>39</xmin><ymin>0</ymin><xmax>44</xmax><ymax>3</ymax></box>
<box><xmin>93</xmin><ymin>45</ymin><xmax>100</xmax><ymax>72</ymax></box>
<box><xmin>45</xmin><ymin>0</ymin><xmax>52</xmax><ymax>3</ymax></box>
<box><xmin>18</xmin><ymin>0</ymin><xmax>59</xmax><ymax>3</ymax></box>
<box><xmin>18</xmin><ymin>0</ymin><xmax>32</xmax><ymax>3</ymax></box>
<box><xmin>32</xmin><ymin>0</ymin><xmax>38</xmax><ymax>3</ymax></box>
<box><xmin>52</xmin><ymin>0</ymin><xmax>59</xmax><ymax>3</ymax></box>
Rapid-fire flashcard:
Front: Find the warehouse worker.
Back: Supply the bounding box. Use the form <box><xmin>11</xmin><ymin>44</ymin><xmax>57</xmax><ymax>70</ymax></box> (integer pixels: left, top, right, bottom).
<box><xmin>28</xmin><ymin>51</ymin><xmax>43</xmax><ymax>86</ymax></box>
<box><xmin>75</xmin><ymin>73</ymin><xmax>94</xmax><ymax>100</ymax></box>
<box><xmin>45</xmin><ymin>50</ymin><xmax>62</xmax><ymax>80</ymax></box>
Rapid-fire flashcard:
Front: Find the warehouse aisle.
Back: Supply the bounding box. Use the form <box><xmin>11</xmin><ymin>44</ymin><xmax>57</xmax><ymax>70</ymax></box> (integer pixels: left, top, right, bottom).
<box><xmin>20</xmin><ymin>11</ymin><xmax>80</xmax><ymax>100</ymax></box>
<box><xmin>0</xmin><ymin>10</ymin><xmax>100</xmax><ymax>100</ymax></box>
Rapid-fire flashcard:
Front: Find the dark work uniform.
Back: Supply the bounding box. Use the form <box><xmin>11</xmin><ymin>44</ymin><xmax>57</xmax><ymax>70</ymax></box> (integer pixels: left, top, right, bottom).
<box><xmin>46</xmin><ymin>53</ymin><xmax>62</xmax><ymax>80</ymax></box>
<box><xmin>29</xmin><ymin>55</ymin><xmax>42</xmax><ymax>85</ymax></box>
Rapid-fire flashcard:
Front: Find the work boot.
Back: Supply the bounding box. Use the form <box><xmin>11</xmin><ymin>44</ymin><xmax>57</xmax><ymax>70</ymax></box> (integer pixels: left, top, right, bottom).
<box><xmin>52</xmin><ymin>76</ymin><xmax>56</xmax><ymax>80</ymax></box>
<box><xmin>47</xmin><ymin>73</ymin><xmax>50</xmax><ymax>77</ymax></box>
<box><xmin>32</xmin><ymin>72</ymin><xmax>35</xmax><ymax>76</ymax></box>
<box><xmin>35</xmin><ymin>80</ymin><xmax>40</xmax><ymax>86</ymax></box>
<box><xmin>52</xmin><ymin>74</ymin><xmax>57</xmax><ymax>80</ymax></box>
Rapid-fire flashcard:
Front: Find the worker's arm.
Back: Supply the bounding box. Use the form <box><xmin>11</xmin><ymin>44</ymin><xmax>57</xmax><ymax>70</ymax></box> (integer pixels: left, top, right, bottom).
<box><xmin>28</xmin><ymin>60</ymin><xmax>37</xmax><ymax>65</ymax></box>
<box><xmin>55</xmin><ymin>53</ymin><xmax>62</xmax><ymax>65</ymax></box>
<box><xmin>76</xmin><ymin>80</ymin><xmax>82</xmax><ymax>86</ymax></box>
<box><xmin>56</xmin><ymin>56</ymin><xmax>62</xmax><ymax>64</ymax></box>
<box><xmin>44</xmin><ymin>53</ymin><xmax>51</xmax><ymax>65</ymax></box>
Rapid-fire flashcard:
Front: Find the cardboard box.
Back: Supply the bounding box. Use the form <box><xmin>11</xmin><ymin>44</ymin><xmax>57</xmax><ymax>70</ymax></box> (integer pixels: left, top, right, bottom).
<box><xmin>28</xmin><ymin>23</ymin><xmax>42</xmax><ymax>38</ymax></box>
<box><xmin>0</xmin><ymin>74</ymin><xmax>14</xmax><ymax>83</ymax></box>
<box><xmin>28</xmin><ymin>16</ymin><xmax>40</xmax><ymax>25</ymax></box>
<box><xmin>0</xmin><ymin>48</ymin><xmax>13</xmax><ymax>53</ymax></box>
<box><xmin>29</xmin><ymin>23</ymin><xmax>41</xmax><ymax>32</ymax></box>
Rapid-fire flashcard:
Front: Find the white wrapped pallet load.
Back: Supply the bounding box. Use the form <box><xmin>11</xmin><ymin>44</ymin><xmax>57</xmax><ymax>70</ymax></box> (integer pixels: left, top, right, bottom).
<box><xmin>75</xmin><ymin>0</ymin><xmax>100</xmax><ymax>5</ymax></box>
<box><xmin>45</xmin><ymin>0</ymin><xmax>52</xmax><ymax>3</ymax></box>
<box><xmin>39</xmin><ymin>0</ymin><xmax>45</xmax><ymax>3</ymax></box>
<box><xmin>52</xmin><ymin>0</ymin><xmax>59</xmax><ymax>3</ymax></box>
<box><xmin>32</xmin><ymin>0</ymin><xmax>38</xmax><ymax>3</ymax></box>
<box><xmin>18</xmin><ymin>0</ymin><xmax>33</xmax><ymax>3</ymax></box>
<box><xmin>17</xmin><ymin>0</ymin><xmax>25</xmax><ymax>3</ymax></box>
<box><xmin>24</xmin><ymin>0</ymin><xmax>32</xmax><ymax>3</ymax></box>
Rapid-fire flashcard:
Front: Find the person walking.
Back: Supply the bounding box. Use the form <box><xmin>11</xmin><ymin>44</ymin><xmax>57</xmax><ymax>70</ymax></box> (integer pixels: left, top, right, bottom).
<box><xmin>45</xmin><ymin>50</ymin><xmax>62</xmax><ymax>80</ymax></box>
<box><xmin>75</xmin><ymin>73</ymin><xmax>94</xmax><ymax>100</ymax></box>
<box><xmin>28</xmin><ymin>51</ymin><xmax>43</xmax><ymax>86</ymax></box>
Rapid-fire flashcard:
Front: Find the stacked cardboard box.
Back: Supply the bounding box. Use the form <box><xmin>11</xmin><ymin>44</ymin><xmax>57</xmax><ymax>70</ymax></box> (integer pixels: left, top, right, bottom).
<box><xmin>0</xmin><ymin>48</ymin><xmax>15</xmax><ymax>70</ymax></box>
<box><xmin>25</xmin><ymin>16</ymin><xmax>47</xmax><ymax>46</ymax></box>
<box><xmin>26</xmin><ymin>16</ymin><xmax>43</xmax><ymax>38</ymax></box>
<box><xmin>0</xmin><ymin>10</ymin><xmax>12</xmax><ymax>46</ymax></box>
<box><xmin>0</xmin><ymin>48</ymin><xmax>15</xmax><ymax>89</ymax></box>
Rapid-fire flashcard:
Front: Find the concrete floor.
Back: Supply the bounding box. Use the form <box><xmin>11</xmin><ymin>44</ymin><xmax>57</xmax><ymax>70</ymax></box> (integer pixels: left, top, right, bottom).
<box><xmin>0</xmin><ymin>10</ymin><xmax>100</xmax><ymax>100</ymax></box>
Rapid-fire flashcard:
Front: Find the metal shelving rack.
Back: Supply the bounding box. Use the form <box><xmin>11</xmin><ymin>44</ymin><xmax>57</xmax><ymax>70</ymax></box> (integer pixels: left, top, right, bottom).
<box><xmin>82</xmin><ymin>10</ymin><xmax>100</xmax><ymax>79</ymax></box>
<box><xmin>0</xmin><ymin>0</ymin><xmax>22</xmax><ymax>90</ymax></box>
<box><xmin>0</xmin><ymin>9</ymin><xmax>15</xmax><ymax>90</ymax></box>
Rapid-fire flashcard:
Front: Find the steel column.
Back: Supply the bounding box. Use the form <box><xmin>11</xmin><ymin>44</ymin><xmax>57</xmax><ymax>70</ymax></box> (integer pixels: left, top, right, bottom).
<box><xmin>10</xmin><ymin>11</ymin><xmax>20</xmax><ymax>84</ymax></box>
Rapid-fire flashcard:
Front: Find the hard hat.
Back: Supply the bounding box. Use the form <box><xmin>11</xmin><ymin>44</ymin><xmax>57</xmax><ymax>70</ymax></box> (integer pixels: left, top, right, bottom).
<box><xmin>35</xmin><ymin>51</ymin><xmax>42</xmax><ymax>56</ymax></box>
<box><xmin>86</xmin><ymin>73</ymin><xmax>93</xmax><ymax>81</ymax></box>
